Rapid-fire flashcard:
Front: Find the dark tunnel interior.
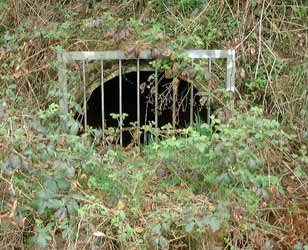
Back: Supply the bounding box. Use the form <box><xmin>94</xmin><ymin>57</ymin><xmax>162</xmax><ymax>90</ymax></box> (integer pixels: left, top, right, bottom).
<box><xmin>80</xmin><ymin>71</ymin><xmax>207</xmax><ymax>145</ymax></box>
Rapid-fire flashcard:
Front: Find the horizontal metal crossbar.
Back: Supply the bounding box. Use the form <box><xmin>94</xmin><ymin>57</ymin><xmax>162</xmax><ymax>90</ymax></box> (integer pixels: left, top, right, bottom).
<box><xmin>59</xmin><ymin>49</ymin><xmax>235</xmax><ymax>91</ymax></box>
<box><xmin>61</xmin><ymin>49</ymin><xmax>235</xmax><ymax>61</ymax></box>
<box><xmin>58</xmin><ymin>49</ymin><xmax>236</xmax><ymax>145</ymax></box>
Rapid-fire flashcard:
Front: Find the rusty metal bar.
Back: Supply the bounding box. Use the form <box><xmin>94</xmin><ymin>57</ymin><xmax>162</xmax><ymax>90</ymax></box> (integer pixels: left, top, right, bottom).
<box><xmin>119</xmin><ymin>59</ymin><xmax>123</xmax><ymax>146</ymax></box>
<box><xmin>82</xmin><ymin>60</ymin><xmax>87</xmax><ymax>130</ymax></box>
<box><xmin>101</xmin><ymin>61</ymin><xmax>105</xmax><ymax>144</ymax></box>
<box><xmin>137</xmin><ymin>59</ymin><xmax>140</xmax><ymax>145</ymax></box>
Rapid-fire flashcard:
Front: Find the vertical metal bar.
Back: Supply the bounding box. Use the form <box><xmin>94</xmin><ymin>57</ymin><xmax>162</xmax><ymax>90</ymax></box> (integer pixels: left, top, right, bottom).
<box><xmin>190</xmin><ymin>59</ymin><xmax>194</xmax><ymax>126</ymax></box>
<box><xmin>206</xmin><ymin>98</ymin><xmax>211</xmax><ymax>124</ymax></box>
<box><xmin>172</xmin><ymin>80</ymin><xmax>176</xmax><ymax>130</ymax></box>
<box><xmin>144</xmin><ymin>103</ymin><xmax>147</xmax><ymax>145</ymax></box>
<box><xmin>190</xmin><ymin>84</ymin><xmax>194</xmax><ymax>126</ymax></box>
<box><xmin>137</xmin><ymin>59</ymin><xmax>140</xmax><ymax>145</ymax></box>
<box><xmin>155</xmin><ymin>66</ymin><xmax>158</xmax><ymax>135</ymax></box>
<box><xmin>207</xmin><ymin>58</ymin><xmax>212</xmax><ymax>124</ymax></box>
<box><xmin>119</xmin><ymin>59</ymin><xmax>123</xmax><ymax>146</ymax></box>
<box><xmin>58</xmin><ymin>53</ymin><xmax>68</xmax><ymax>131</ymax></box>
<box><xmin>82</xmin><ymin>60</ymin><xmax>87</xmax><ymax>131</ymax></box>
<box><xmin>231</xmin><ymin>50</ymin><xmax>236</xmax><ymax>92</ymax></box>
<box><xmin>227</xmin><ymin>50</ymin><xmax>236</xmax><ymax>110</ymax></box>
<box><xmin>226</xmin><ymin>50</ymin><xmax>235</xmax><ymax>92</ymax></box>
<box><xmin>208</xmin><ymin>58</ymin><xmax>212</xmax><ymax>77</ymax></box>
<box><xmin>101</xmin><ymin>61</ymin><xmax>105</xmax><ymax>145</ymax></box>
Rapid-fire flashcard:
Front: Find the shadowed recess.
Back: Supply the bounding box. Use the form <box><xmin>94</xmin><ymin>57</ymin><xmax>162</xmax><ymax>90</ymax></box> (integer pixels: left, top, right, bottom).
<box><xmin>81</xmin><ymin>71</ymin><xmax>207</xmax><ymax>145</ymax></box>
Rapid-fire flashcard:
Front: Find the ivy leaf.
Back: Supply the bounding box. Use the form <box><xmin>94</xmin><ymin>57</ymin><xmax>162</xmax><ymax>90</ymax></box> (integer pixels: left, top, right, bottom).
<box><xmin>35</xmin><ymin>224</ymin><xmax>52</xmax><ymax>249</ymax></box>
<box><xmin>216</xmin><ymin>204</ymin><xmax>230</xmax><ymax>220</ymax></box>
<box><xmin>184</xmin><ymin>221</ymin><xmax>195</xmax><ymax>233</ymax></box>
<box><xmin>65</xmin><ymin>198</ymin><xmax>79</xmax><ymax>215</ymax></box>
<box><xmin>37</xmin><ymin>232</ymin><xmax>50</xmax><ymax>249</ymax></box>
<box><xmin>54</xmin><ymin>161</ymin><xmax>75</xmax><ymax>179</ymax></box>
<box><xmin>68</xmin><ymin>120</ymin><xmax>80</xmax><ymax>135</ymax></box>
<box><xmin>161</xmin><ymin>222</ymin><xmax>171</xmax><ymax>232</ymax></box>
<box><xmin>151</xmin><ymin>224</ymin><xmax>161</xmax><ymax>235</ymax></box>
<box><xmin>2</xmin><ymin>157</ymin><xmax>10</xmax><ymax>173</ymax></box>
<box><xmin>196</xmin><ymin>143</ymin><xmax>207</xmax><ymax>153</ymax></box>
<box><xmin>199</xmin><ymin>216</ymin><xmax>210</xmax><ymax>227</ymax></box>
<box><xmin>43</xmin><ymin>177</ymin><xmax>58</xmax><ymax>192</ymax></box>
<box><xmin>2</xmin><ymin>155</ymin><xmax>22</xmax><ymax>174</ymax></box>
<box><xmin>55</xmin><ymin>207</ymin><xmax>67</xmax><ymax>220</ymax></box>
<box><xmin>46</xmin><ymin>144</ymin><xmax>55</xmax><ymax>156</ymax></box>
<box><xmin>56</xmin><ymin>179</ymin><xmax>70</xmax><ymax>190</ymax></box>
<box><xmin>208</xmin><ymin>216</ymin><xmax>220</xmax><ymax>232</ymax></box>
<box><xmin>37</xmin><ymin>190</ymin><xmax>55</xmax><ymax>200</ymax></box>
<box><xmin>10</xmin><ymin>155</ymin><xmax>22</xmax><ymax>169</ymax></box>
<box><xmin>295</xmin><ymin>167</ymin><xmax>303</xmax><ymax>178</ymax></box>
<box><xmin>32</xmin><ymin>198</ymin><xmax>46</xmax><ymax>214</ymax></box>
<box><xmin>159</xmin><ymin>236</ymin><xmax>169</xmax><ymax>250</ymax></box>
<box><xmin>199</xmin><ymin>215</ymin><xmax>220</xmax><ymax>232</ymax></box>
<box><xmin>293</xmin><ymin>242</ymin><xmax>303</xmax><ymax>250</ymax></box>
<box><xmin>150</xmin><ymin>236</ymin><xmax>160</xmax><ymax>246</ymax></box>
<box><xmin>158</xmin><ymin>150</ymin><xmax>170</xmax><ymax>159</ymax></box>
<box><xmin>46</xmin><ymin>199</ymin><xmax>62</xmax><ymax>209</ymax></box>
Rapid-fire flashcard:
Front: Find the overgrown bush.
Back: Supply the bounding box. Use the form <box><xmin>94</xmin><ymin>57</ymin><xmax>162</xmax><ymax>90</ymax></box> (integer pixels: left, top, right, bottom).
<box><xmin>1</xmin><ymin>0</ymin><xmax>307</xmax><ymax>249</ymax></box>
<box><xmin>1</xmin><ymin>104</ymin><xmax>307</xmax><ymax>249</ymax></box>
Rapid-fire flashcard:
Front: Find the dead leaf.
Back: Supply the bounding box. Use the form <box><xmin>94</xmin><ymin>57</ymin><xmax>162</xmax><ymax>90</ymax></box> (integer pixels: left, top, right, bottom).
<box><xmin>9</xmin><ymin>199</ymin><xmax>18</xmax><ymax>218</ymax></box>
<box><xmin>13</xmin><ymin>71</ymin><xmax>21</xmax><ymax>79</ymax></box>
<box><xmin>208</xmin><ymin>202</ymin><xmax>215</xmax><ymax>211</ymax></box>
<box><xmin>143</xmin><ymin>181</ymin><xmax>151</xmax><ymax>192</ymax></box>
<box><xmin>15</xmin><ymin>217</ymin><xmax>27</xmax><ymax>228</ymax></box>
<box><xmin>135</xmin><ymin>226</ymin><xmax>144</xmax><ymax>233</ymax></box>
<box><xmin>240</xmin><ymin>68</ymin><xmax>246</xmax><ymax>79</ymax></box>
<box><xmin>93</xmin><ymin>231</ymin><xmax>106</xmax><ymax>237</ymax></box>
<box><xmin>117</xmin><ymin>200</ymin><xmax>125</xmax><ymax>210</ymax></box>
<box><xmin>71</xmin><ymin>181</ymin><xmax>78</xmax><ymax>192</ymax></box>
<box><xmin>143</xmin><ymin>202</ymin><xmax>153</xmax><ymax>212</ymax></box>
<box><xmin>129</xmin><ymin>244</ymin><xmax>138</xmax><ymax>250</ymax></box>
<box><xmin>287</xmin><ymin>186</ymin><xmax>295</xmax><ymax>194</ymax></box>
<box><xmin>140</xmin><ymin>82</ymin><xmax>146</xmax><ymax>93</ymax></box>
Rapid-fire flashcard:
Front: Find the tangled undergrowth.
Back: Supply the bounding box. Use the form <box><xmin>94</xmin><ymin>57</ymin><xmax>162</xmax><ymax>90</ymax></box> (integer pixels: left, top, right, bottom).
<box><xmin>1</xmin><ymin>0</ymin><xmax>308</xmax><ymax>249</ymax></box>
<box><xmin>0</xmin><ymin>105</ymin><xmax>307</xmax><ymax>250</ymax></box>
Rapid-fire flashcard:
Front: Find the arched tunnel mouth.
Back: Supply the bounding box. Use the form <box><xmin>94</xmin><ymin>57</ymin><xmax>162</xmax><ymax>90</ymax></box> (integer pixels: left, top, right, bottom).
<box><xmin>78</xmin><ymin>71</ymin><xmax>208</xmax><ymax>146</ymax></box>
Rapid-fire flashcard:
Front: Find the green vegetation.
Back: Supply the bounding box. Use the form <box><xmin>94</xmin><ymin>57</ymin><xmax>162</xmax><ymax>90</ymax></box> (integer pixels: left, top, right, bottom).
<box><xmin>0</xmin><ymin>0</ymin><xmax>307</xmax><ymax>249</ymax></box>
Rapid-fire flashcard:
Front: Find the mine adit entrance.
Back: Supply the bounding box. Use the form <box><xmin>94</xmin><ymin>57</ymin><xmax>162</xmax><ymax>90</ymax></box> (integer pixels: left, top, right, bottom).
<box><xmin>59</xmin><ymin>49</ymin><xmax>236</xmax><ymax>146</ymax></box>
<box><xmin>79</xmin><ymin>71</ymin><xmax>207</xmax><ymax>146</ymax></box>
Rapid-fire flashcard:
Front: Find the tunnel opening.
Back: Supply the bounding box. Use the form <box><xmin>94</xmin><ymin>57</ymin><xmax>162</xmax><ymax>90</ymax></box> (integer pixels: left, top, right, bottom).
<box><xmin>78</xmin><ymin>71</ymin><xmax>207</xmax><ymax>146</ymax></box>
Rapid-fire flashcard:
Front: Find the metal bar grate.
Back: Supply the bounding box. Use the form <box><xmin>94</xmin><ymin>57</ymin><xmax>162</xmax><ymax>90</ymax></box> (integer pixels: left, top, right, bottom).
<box><xmin>61</xmin><ymin>49</ymin><xmax>235</xmax><ymax>62</ymax></box>
<box><xmin>207</xmin><ymin>58</ymin><xmax>212</xmax><ymax>124</ymax></box>
<box><xmin>101</xmin><ymin>61</ymin><xmax>105</xmax><ymax>144</ymax></box>
<box><xmin>119</xmin><ymin>59</ymin><xmax>123</xmax><ymax>145</ymax></box>
<box><xmin>82</xmin><ymin>60</ymin><xmax>87</xmax><ymax>130</ymax></box>
<box><xmin>137</xmin><ymin>59</ymin><xmax>140</xmax><ymax>145</ymax></box>
<box><xmin>190</xmin><ymin>59</ymin><xmax>194</xmax><ymax>126</ymax></box>
<box><xmin>172</xmin><ymin>81</ymin><xmax>176</xmax><ymax>130</ymax></box>
<box><xmin>58</xmin><ymin>49</ymin><xmax>235</xmax><ymax>144</ymax></box>
<box><xmin>154</xmin><ymin>66</ymin><xmax>159</xmax><ymax>141</ymax></box>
